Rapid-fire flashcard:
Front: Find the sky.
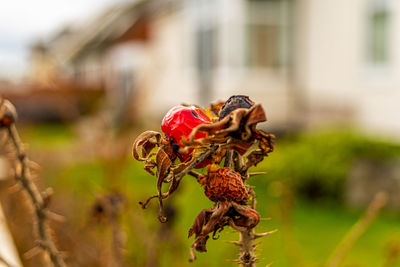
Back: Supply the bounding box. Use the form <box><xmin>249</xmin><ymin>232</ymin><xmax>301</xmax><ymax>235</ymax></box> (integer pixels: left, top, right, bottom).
<box><xmin>0</xmin><ymin>0</ymin><xmax>127</xmax><ymax>81</ymax></box>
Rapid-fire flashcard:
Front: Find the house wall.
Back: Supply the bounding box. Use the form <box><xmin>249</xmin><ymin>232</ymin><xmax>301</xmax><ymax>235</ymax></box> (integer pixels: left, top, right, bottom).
<box><xmin>141</xmin><ymin>0</ymin><xmax>292</xmax><ymax>129</ymax></box>
<box><xmin>296</xmin><ymin>0</ymin><xmax>400</xmax><ymax>138</ymax></box>
<box><xmin>29</xmin><ymin>0</ymin><xmax>400</xmax><ymax>137</ymax></box>
<box><xmin>358</xmin><ymin>1</ymin><xmax>400</xmax><ymax>138</ymax></box>
<box><xmin>103</xmin><ymin>42</ymin><xmax>147</xmax><ymax>116</ymax></box>
<box><xmin>212</xmin><ymin>0</ymin><xmax>292</xmax><ymax>129</ymax></box>
<box><xmin>141</xmin><ymin>8</ymin><xmax>198</xmax><ymax>123</ymax></box>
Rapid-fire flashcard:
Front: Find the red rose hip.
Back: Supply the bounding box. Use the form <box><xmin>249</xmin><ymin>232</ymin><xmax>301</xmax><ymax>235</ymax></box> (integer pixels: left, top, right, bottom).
<box><xmin>161</xmin><ymin>105</ymin><xmax>212</xmax><ymax>167</ymax></box>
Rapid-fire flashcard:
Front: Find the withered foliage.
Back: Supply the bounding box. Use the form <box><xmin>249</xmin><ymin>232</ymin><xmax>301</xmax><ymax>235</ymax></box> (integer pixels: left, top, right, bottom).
<box><xmin>132</xmin><ymin>95</ymin><xmax>274</xmax><ymax>262</ymax></box>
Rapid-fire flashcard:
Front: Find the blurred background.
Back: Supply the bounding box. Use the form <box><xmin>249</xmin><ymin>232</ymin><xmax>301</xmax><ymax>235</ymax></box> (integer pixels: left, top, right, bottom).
<box><xmin>1</xmin><ymin>0</ymin><xmax>400</xmax><ymax>266</ymax></box>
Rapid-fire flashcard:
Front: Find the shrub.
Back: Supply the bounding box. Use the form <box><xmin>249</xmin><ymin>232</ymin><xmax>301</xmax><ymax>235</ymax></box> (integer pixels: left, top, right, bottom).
<box><xmin>255</xmin><ymin>128</ymin><xmax>400</xmax><ymax>201</ymax></box>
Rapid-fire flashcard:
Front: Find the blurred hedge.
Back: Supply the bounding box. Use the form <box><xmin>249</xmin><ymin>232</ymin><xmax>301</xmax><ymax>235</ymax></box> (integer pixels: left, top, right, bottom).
<box><xmin>254</xmin><ymin>129</ymin><xmax>400</xmax><ymax>201</ymax></box>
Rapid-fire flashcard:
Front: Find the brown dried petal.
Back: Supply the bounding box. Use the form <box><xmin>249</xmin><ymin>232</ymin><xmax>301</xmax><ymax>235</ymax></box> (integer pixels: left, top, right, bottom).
<box><xmin>188</xmin><ymin>115</ymin><xmax>230</xmax><ymax>143</ymax></box>
<box><xmin>156</xmin><ymin>148</ymin><xmax>172</xmax><ymax>183</ymax></box>
<box><xmin>199</xmin><ymin>202</ymin><xmax>230</xmax><ymax>239</ymax></box>
<box><xmin>209</xmin><ymin>100</ymin><xmax>225</xmax><ymax>117</ymax></box>
<box><xmin>184</xmin><ymin>105</ymin><xmax>263</xmax><ymax>154</ymax></box>
<box><xmin>245</xmin><ymin>104</ymin><xmax>267</xmax><ymax>126</ymax></box>
<box><xmin>132</xmin><ymin>131</ymin><xmax>162</xmax><ymax>161</ymax></box>
<box><xmin>256</xmin><ymin>130</ymin><xmax>275</xmax><ymax>153</ymax></box>
<box><xmin>144</xmin><ymin>159</ymin><xmax>156</xmax><ymax>176</ymax></box>
<box><xmin>155</xmin><ymin>148</ymin><xmax>173</xmax><ymax>222</ymax></box>
<box><xmin>215</xmin><ymin>108</ymin><xmax>247</xmax><ymax>135</ymax></box>
<box><xmin>231</xmin><ymin>202</ymin><xmax>260</xmax><ymax>229</ymax></box>
<box><xmin>242</xmin><ymin>150</ymin><xmax>265</xmax><ymax>173</ymax></box>
<box><xmin>188</xmin><ymin>208</ymin><xmax>213</xmax><ymax>238</ymax></box>
<box><xmin>225</xmin><ymin>137</ymin><xmax>253</xmax><ymax>155</ymax></box>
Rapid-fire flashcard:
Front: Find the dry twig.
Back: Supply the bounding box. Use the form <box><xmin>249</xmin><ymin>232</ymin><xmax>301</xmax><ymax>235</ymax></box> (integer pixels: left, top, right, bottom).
<box><xmin>0</xmin><ymin>99</ymin><xmax>66</xmax><ymax>267</ymax></box>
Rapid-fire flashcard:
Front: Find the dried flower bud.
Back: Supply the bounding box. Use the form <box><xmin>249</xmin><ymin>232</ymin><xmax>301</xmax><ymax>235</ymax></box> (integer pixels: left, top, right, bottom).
<box><xmin>198</xmin><ymin>164</ymin><xmax>247</xmax><ymax>202</ymax></box>
<box><xmin>0</xmin><ymin>100</ymin><xmax>17</xmax><ymax>127</ymax></box>
<box><xmin>219</xmin><ymin>95</ymin><xmax>254</xmax><ymax>120</ymax></box>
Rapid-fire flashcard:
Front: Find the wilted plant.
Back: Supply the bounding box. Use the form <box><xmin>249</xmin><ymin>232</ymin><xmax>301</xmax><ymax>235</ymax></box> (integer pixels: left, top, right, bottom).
<box><xmin>132</xmin><ymin>95</ymin><xmax>276</xmax><ymax>265</ymax></box>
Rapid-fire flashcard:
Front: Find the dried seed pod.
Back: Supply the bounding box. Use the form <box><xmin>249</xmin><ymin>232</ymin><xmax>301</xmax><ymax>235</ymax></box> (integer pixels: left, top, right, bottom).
<box><xmin>198</xmin><ymin>164</ymin><xmax>247</xmax><ymax>203</ymax></box>
<box><xmin>0</xmin><ymin>100</ymin><xmax>17</xmax><ymax>127</ymax></box>
<box><xmin>219</xmin><ymin>95</ymin><xmax>254</xmax><ymax>120</ymax></box>
<box><xmin>161</xmin><ymin>105</ymin><xmax>212</xmax><ymax>167</ymax></box>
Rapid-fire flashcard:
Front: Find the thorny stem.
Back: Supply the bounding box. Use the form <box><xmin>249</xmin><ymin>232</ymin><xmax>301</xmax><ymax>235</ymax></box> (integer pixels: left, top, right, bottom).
<box><xmin>224</xmin><ymin>150</ymin><xmax>233</xmax><ymax>168</ymax></box>
<box><xmin>238</xmin><ymin>230</ymin><xmax>257</xmax><ymax>267</ymax></box>
<box><xmin>227</xmin><ymin>149</ymin><xmax>259</xmax><ymax>267</ymax></box>
<box><xmin>237</xmin><ymin>189</ymin><xmax>258</xmax><ymax>267</ymax></box>
<box><xmin>188</xmin><ymin>170</ymin><xmax>201</xmax><ymax>179</ymax></box>
<box><xmin>232</xmin><ymin>151</ymin><xmax>243</xmax><ymax>173</ymax></box>
<box><xmin>6</xmin><ymin>124</ymin><xmax>66</xmax><ymax>267</ymax></box>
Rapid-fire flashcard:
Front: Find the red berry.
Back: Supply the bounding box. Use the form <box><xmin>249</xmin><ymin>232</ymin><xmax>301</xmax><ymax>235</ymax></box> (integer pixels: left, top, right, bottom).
<box><xmin>161</xmin><ymin>106</ymin><xmax>212</xmax><ymax>167</ymax></box>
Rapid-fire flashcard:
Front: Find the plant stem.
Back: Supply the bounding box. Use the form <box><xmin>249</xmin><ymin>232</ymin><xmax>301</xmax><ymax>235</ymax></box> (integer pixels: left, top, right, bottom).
<box><xmin>238</xmin><ymin>229</ymin><xmax>257</xmax><ymax>267</ymax></box>
<box><xmin>6</xmin><ymin>124</ymin><xmax>66</xmax><ymax>267</ymax></box>
<box><xmin>224</xmin><ymin>150</ymin><xmax>233</xmax><ymax>167</ymax></box>
<box><xmin>228</xmin><ymin>150</ymin><xmax>258</xmax><ymax>266</ymax></box>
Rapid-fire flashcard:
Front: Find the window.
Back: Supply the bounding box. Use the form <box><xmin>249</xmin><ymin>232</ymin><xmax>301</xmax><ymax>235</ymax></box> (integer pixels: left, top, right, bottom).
<box><xmin>246</xmin><ymin>24</ymin><xmax>279</xmax><ymax>67</ymax></box>
<box><xmin>192</xmin><ymin>0</ymin><xmax>218</xmax><ymax>72</ymax></box>
<box><xmin>196</xmin><ymin>27</ymin><xmax>217</xmax><ymax>105</ymax></box>
<box><xmin>245</xmin><ymin>0</ymin><xmax>291</xmax><ymax>68</ymax></box>
<box><xmin>190</xmin><ymin>0</ymin><xmax>219</xmax><ymax>104</ymax></box>
<box><xmin>366</xmin><ymin>0</ymin><xmax>391</xmax><ymax>66</ymax></box>
<box><xmin>196</xmin><ymin>28</ymin><xmax>216</xmax><ymax>73</ymax></box>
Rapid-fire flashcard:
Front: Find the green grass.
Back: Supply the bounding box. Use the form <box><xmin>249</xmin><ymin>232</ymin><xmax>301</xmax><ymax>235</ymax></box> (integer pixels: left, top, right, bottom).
<box><xmin>252</xmin><ymin>128</ymin><xmax>400</xmax><ymax>201</ymax></box>
<box><xmin>38</xmin><ymin>158</ymin><xmax>400</xmax><ymax>267</ymax></box>
<box><xmin>20</xmin><ymin>123</ymin><xmax>400</xmax><ymax>266</ymax></box>
<box><xmin>19</xmin><ymin>123</ymin><xmax>75</xmax><ymax>150</ymax></box>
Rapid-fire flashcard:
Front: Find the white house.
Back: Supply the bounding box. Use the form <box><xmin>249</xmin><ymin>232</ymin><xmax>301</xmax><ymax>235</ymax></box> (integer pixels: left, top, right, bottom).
<box><xmin>294</xmin><ymin>0</ymin><xmax>400</xmax><ymax>139</ymax></box>
<box><xmin>32</xmin><ymin>0</ymin><xmax>400</xmax><ymax>138</ymax></box>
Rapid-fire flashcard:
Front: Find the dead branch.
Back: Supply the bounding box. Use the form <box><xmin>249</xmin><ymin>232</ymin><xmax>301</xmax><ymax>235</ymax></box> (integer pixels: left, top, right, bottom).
<box><xmin>0</xmin><ymin>99</ymin><xmax>66</xmax><ymax>267</ymax></box>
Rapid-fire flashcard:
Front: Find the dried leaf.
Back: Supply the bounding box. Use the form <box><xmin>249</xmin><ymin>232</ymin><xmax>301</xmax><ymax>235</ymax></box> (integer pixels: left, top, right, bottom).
<box><xmin>188</xmin><ymin>208</ymin><xmax>213</xmax><ymax>238</ymax></box>
<box><xmin>232</xmin><ymin>202</ymin><xmax>260</xmax><ymax>228</ymax></box>
<box><xmin>245</xmin><ymin>104</ymin><xmax>267</xmax><ymax>126</ymax></box>
<box><xmin>155</xmin><ymin>148</ymin><xmax>173</xmax><ymax>222</ymax></box>
<box><xmin>132</xmin><ymin>131</ymin><xmax>162</xmax><ymax>161</ymax></box>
